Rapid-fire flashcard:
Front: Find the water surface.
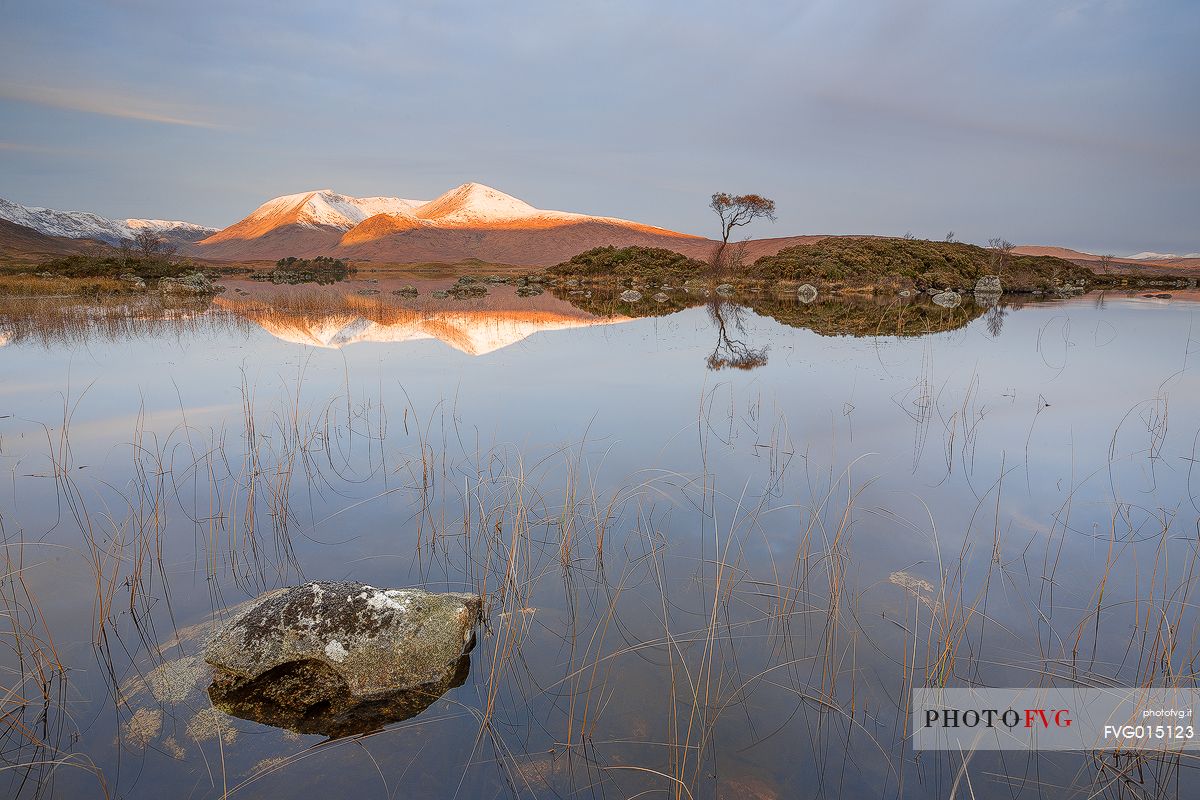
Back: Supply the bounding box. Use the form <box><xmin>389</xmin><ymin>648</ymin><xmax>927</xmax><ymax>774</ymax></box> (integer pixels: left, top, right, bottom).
<box><xmin>1</xmin><ymin>286</ymin><xmax>1198</xmax><ymax>799</ymax></box>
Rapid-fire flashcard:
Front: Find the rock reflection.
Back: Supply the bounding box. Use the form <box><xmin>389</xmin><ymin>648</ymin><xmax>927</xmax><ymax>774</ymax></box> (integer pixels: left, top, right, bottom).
<box><xmin>551</xmin><ymin>283</ymin><xmax>994</xmax><ymax>340</ymax></box>
<box><xmin>207</xmin><ymin>653</ymin><xmax>471</xmax><ymax>739</ymax></box>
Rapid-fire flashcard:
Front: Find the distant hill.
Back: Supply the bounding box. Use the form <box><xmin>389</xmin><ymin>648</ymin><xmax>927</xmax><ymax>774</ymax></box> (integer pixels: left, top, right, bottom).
<box><xmin>0</xmin><ymin>197</ymin><xmax>216</xmax><ymax>246</ymax></box>
<box><xmin>1014</xmin><ymin>245</ymin><xmax>1200</xmax><ymax>276</ymax></box>
<box><xmin>0</xmin><ymin>218</ymin><xmax>93</xmax><ymax>258</ymax></box>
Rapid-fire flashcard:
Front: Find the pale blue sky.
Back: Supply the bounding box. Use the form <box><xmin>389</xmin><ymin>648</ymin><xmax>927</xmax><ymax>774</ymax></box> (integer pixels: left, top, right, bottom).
<box><xmin>0</xmin><ymin>0</ymin><xmax>1196</xmax><ymax>254</ymax></box>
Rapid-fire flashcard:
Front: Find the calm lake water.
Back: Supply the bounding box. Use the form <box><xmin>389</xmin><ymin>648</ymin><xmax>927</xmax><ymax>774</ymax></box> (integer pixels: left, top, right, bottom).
<box><xmin>2</xmin><ymin>284</ymin><xmax>1198</xmax><ymax>798</ymax></box>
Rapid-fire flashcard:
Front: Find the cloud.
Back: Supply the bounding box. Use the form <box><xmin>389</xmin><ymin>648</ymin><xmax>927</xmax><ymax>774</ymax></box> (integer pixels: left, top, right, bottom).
<box><xmin>0</xmin><ymin>82</ymin><xmax>224</xmax><ymax>129</ymax></box>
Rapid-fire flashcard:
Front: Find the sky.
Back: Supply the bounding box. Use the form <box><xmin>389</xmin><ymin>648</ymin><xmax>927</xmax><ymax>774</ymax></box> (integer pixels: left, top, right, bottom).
<box><xmin>0</xmin><ymin>0</ymin><xmax>1196</xmax><ymax>255</ymax></box>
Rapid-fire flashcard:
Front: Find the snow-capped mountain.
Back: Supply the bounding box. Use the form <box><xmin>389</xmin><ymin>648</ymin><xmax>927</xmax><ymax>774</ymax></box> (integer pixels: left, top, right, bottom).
<box><xmin>1126</xmin><ymin>251</ymin><xmax>1179</xmax><ymax>260</ymax></box>
<box><xmin>0</xmin><ymin>197</ymin><xmax>216</xmax><ymax>245</ymax></box>
<box><xmin>227</xmin><ymin>190</ymin><xmax>426</xmax><ymax>232</ymax></box>
<box><xmin>411</xmin><ymin>182</ymin><xmax>603</xmax><ymax>227</ymax></box>
<box><xmin>196</xmin><ymin>182</ymin><xmax>702</xmax><ymax>265</ymax></box>
<box><xmin>203</xmin><ymin>183</ymin><xmax>648</xmax><ymax>241</ymax></box>
<box><xmin>1125</xmin><ymin>251</ymin><xmax>1200</xmax><ymax>260</ymax></box>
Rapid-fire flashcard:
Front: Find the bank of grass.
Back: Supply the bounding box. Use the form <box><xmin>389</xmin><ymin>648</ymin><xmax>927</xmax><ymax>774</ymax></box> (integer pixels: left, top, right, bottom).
<box><xmin>751</xmin><ymin>237</ymin><xmax>1094</xmax><ymax>292</ymax></box>
<box><xmin>0</xmin><ymin>251</ymin><xmax>223</xmax><ymax>297</ymax></box>
<box><xmin>32</xmin><ymin>253</ymin><xmax>202</xmax><ymax>281</ymax></box>
<box><xmin>549</xmin><ymin>238</ymin><xmax>1100</xmax><ymax>293</ymax></box>
<box><xmin>547</xmin><ymin>245</ymin><xmax>707</xmax><ymax>284</ymax></box>
<box><xmin>0</xmin><ymin>273</ymin><xmax>140</xmax><ymax>297</ymax></box>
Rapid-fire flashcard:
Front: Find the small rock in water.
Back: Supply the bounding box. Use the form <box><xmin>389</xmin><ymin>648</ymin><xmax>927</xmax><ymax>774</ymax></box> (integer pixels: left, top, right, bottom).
<box><xmin>392</xmin><ymin>285</ymin><xmax>419</xmax><ymax>297</ymax></box>
<box><xmin>796</xmin><ymin>284</ymin><xmax>818</xmax><ymax>304</ymax></box>
<box><xmin>974</xmin><ymin>275</ymin><xmax>1002</xmax><ymax>294</ymax></box>
<box><xmin>204</xmin><ymin>582</ymin><xmax>481</xmax><ymax>737</ymax></box>
<box><xmin>355</xmin><ymin>288</ymin><xmax>380</xmax><ymax>296</ymax></box>
<box><xmin>899</xmin><ymin>290</ymin><xmax>911</xmax><ymax>297</ymax></box>
<box><xmin>159</xmin><ymin>271</ymin><xmax>221</xmax><ymax>295</ymax></box>
<box><xmin>653</xmin><ymin>292</ymin><xmax>670</xmax><ymax>303</ymax></box>
<box><xmin>932</xmin><ymin>290</ymin><xmax>961</xmax><ymax>308</ymax></box>
<box><xmin>431</xmin><ymin>290</ymin><xmax>450</xmax><ymax>299</ymax></box>
<box><xmin>715</xmin><ymin>283</ymin><xmax>735</xmax><ymax>297</ymax></box>
<box><xmin>448</xmin><ymin>283</ymin><xmax>488</xmax><ymax>299</ymax></box>
<box><xmin>487</xmin><ymin>275</ymin><xmax>509</xmax><ymax>284</ymax></box>
<box><xmin>516</xmin><ymin>285</ymin><xmax>543</xmax><ymax>297</ymax></box>
<box><xmin>619</xmin><ymin>289</ymin><xmax>643</xmax><ymax>302</ymax></box>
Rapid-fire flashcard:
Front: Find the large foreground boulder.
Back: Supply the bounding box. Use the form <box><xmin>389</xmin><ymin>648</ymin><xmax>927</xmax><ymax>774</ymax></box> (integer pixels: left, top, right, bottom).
<box><xmin>204</xmin><ymin>582</ymin><xmax>482</xmax><ymax>736</ymax></box>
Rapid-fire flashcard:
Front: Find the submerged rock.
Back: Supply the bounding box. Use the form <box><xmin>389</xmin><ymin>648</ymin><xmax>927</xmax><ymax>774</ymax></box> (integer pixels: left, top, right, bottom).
<box><xmin>448</xmin><ymin>283</ymin><xmax>488</xmax><ymax>299</ymax></box>
<box><xmin>392</xmin><ymin>285</ymin><xmax>419</xmax><ymax>297</ymax></box>
<box><xmin>516</xmin><ymin>285</ymin><xmax>544</xmax><ymax>297</ymax></box>
<box><xmin>159</xmin><ymin>271</ymin><xmax>220</xmax><ymax>295</ymax></box>
<box><xmin>204</xmin><ymin>582</ymin><xmax>481</xmax><ymax>737</ymax></box>
<box><xmin>431</xmin><ymin>290</ymin><xmax>450</xmax><ymax>299</ymax></box>
<box><xmin>796</xmin><ymin>284</ymin><xmax>818</xmax><ymax>304</ymax></box>
<box><xmin>932</xmin><ymin>290</ymin><xmax>961</xmax><ymax>308</ymax></box>
<box><xmin>974</xmin><ymin>275</ymin><xmax>1002</xmax><ymax>294</ymax></box>
<box><xmin>619</xmin><ymin>289</ymin><xmax>643</xmax><ymax>302</ymax></box>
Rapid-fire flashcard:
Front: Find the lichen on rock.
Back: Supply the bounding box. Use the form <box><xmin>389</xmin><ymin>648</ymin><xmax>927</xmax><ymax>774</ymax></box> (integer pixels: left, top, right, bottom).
<box><xmin>203</xmin><ymin>582</ymin><xmax>482</xmax><ymax>737</ymax></box>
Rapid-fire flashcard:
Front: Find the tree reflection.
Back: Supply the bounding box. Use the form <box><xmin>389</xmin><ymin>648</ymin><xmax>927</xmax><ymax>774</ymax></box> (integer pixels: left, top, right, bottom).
<box><xmin>985</xmin><ymin>304</ymin><xmax>1007</xmax><ymax>338</ymax></box>
<box><xmin>706</xmin><ymin>299</ymin><xmax>768</xmax><ymax>370</ymax></box>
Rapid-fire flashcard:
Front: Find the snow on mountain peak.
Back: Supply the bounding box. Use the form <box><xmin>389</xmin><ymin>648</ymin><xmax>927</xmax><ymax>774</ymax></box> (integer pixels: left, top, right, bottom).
<box><xmin>1125</xmin><ymin>251</ymin><xmax>1179</xmax><ymax>260</ymax></box>
<box><xmin>0</xmin><ymin>197</ymin><xmax>215</xmax><ymax>243</ymax></box>
<box><xmin>247</xmin><ymin>189</ymin><xmax>427</xmax><ymax>231</ymax></box>
<box><xmin>415</xmin><ymin>183</ymin><xmax>572</xmax><ymax>226</ymax></box>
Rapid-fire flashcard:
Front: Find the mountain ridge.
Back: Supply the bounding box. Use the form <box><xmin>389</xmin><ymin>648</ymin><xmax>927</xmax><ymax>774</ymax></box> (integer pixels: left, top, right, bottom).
<box><xmin>193</xmin><ymin>182</ymin><xmax>703</xmax><ymax>265</ymax></box>
<box><xmin>0</xmin><ymin>197</ymin><xmax>216</xmax><ymax>246</ymax></box>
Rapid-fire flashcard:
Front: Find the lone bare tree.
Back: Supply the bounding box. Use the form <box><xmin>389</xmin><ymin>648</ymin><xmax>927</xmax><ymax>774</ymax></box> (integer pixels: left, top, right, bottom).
<box><xmin>710</xmin><ymin>193</ymin><xmax>776</xmax><ymax>244</ymax></box>
<box><xmin>1099</xmin><ymin>253</ymin><xmax>1114</xmax><ymax>273</ymax></box>
<box><xmin>117</xmin><ymin>237</ymin><xmax>135</xmax><ymax>267</ymax></box>
<box><xmin>709</xmin><ymin>192</ymin><xmax>776</xmax><ymax>278</ymax></box>
<box><xmin>133</xmin><ymin>229</ymin><xmax>177</xmax><ymax>264</ymax></box>
<box><xmin>988</xmin><ymin>237</ymin><xmax>1014</xmax><ymax>277</ymax></box>
<box><xmin>134</xmin><ymin>229</ymin><xmax>165</xmax><ymax>259</ymax></box>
